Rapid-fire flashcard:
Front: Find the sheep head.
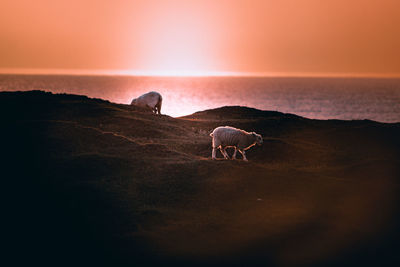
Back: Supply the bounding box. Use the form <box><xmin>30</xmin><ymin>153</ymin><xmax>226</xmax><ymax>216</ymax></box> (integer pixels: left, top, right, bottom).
<box><xmin>252</xmin><ymin>132</ymin><xmax>263</xmax><ymax>146</ymax></box>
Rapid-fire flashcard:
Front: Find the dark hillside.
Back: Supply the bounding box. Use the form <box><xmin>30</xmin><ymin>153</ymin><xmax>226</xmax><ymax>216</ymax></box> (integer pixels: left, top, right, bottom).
<box><xmin>2</xmin><ymin>91</ymin><xmax>400</xmax><ymax>266</ymax></box>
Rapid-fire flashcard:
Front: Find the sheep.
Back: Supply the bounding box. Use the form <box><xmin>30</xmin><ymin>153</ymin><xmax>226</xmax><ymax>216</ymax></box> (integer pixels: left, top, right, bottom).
<box><xmin>210</xmin><ymin>126</ymin><xmax>263</xmax><ymax>161</ymax></box>
<box><xmin>131</xmin><ymin>91</ymin><xmax>162</xmax><ymax>114</ymax></box>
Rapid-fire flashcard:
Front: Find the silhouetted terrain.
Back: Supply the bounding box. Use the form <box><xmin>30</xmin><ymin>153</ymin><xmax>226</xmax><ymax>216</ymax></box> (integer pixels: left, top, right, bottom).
<box><xmin>2</xmin><ymin>90</ymin><xmax>400</xmax><ymax>266</ymax></box>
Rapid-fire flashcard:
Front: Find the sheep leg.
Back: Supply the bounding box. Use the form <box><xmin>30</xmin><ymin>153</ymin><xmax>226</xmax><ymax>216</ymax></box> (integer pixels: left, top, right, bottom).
<box><xmin>156</xmin><ymin>101</ymin><xmax>162</xmax><ymax>115</ymax></box>
<box><xmin>219</xmin><ymin>147</ymin><xmax>229</xmax><ymax>159</ymax></box>
<box><xmin>212</xmin><ymin>138</ymin><xmax>221</xmax><ymax>160</ymax></box>
<box><xmin>223</xmin><ymin>148</ymin><xmax>230</xmax><ymax>159</ymax></box>
<box><xmin>212</xmin><ymin>147</ymin><xmax>217</xmax><ymax>159</ymax></box>
<box><xmin>239</xmin><ymin>149</ymin><xmax>248</xmax><ymax>161</ymax></box>
<box><xmin>232</xmin><ymin>147</ymin><xmax>237</xmax><ymax>159</ymax></box>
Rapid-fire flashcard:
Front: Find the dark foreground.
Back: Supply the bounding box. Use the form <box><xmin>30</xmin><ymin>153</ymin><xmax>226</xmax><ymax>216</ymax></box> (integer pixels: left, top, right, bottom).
<box><xmin>2</xmin><ymin>91</ymin><xmax>400</xmax><ymax>266</ymax></box>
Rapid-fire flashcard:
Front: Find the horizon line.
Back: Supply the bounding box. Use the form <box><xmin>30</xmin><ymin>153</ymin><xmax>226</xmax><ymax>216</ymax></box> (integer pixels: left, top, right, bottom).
<box><xmin>1</xmin><ymin>68</ymin><xmax>400</xmax><ymax>78</ymax></box>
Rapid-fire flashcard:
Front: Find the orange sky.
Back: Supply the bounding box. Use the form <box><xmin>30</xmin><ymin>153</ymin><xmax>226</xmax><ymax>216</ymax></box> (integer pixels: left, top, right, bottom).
<box><xmin>1</xmin><ymin>0</ymin><xmax>399</xmax><ymax>76</ymax></box>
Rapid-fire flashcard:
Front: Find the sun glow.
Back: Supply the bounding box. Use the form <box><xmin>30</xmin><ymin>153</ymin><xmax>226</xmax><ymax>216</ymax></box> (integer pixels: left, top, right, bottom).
<box><xmin>129</xmin><ymin>1</ymin><xmax>227</xmax><ymax>77</ymax></box>
<box><xmin>121</xmin><ymin>69</ymin><xmax>239</xmax><ymax>77</ymax></box>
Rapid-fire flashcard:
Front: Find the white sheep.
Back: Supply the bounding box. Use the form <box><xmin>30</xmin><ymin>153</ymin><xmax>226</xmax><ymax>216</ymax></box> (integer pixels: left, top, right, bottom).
<box><xmin>131</xmin><ymin>91</ymin><xmax>162</xmax><ymax>114</ymax></box>
<box><xmin>210</xmin><ymin>126</ymin><xmax>263</xmax><ymax>161</ymax></box>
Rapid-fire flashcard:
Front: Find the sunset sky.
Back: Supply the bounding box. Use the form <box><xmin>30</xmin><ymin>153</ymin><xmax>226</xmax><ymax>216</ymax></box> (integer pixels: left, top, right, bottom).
<box><xmin>1</xmin><ymin>0</ymin><xmax>399</xmax><ymax>76</ymax></box>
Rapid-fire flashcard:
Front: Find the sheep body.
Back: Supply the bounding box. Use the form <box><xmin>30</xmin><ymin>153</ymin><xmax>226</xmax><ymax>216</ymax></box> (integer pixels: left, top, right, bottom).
<box><xmin>131</xmin><ymin>91</ymin><xmax>162</xmax><ymax>114</ymax></box>
<box><xmin>210</xmin><ymin>126</ymin><xmax>263</xmax><ymax>161</ymax></box>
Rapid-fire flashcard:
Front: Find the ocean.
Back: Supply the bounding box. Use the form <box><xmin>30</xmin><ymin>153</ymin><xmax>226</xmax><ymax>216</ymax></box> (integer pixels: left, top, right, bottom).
<box><xmin>1</xmin><ymin>74</ymin><xmax>399</xmax><ymax>123</ymax></box>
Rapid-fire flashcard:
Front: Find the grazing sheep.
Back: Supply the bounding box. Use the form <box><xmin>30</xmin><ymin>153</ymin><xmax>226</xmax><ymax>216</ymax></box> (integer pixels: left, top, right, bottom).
<box><xmin>210</xmin><ymin>126</ymin><xmax>263</xmax><ymax>161</ymax></box>
<box><xmin>131</xmin><ymin>91</ymin><xmax>162</xmax><ymax>114</ymax></box>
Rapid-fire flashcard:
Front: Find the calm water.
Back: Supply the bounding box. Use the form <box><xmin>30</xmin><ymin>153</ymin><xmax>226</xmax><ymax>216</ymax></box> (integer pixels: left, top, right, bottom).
<box><xmin>1</xmin><ymin>74</ymin><xmax>400</xmax><ymax>122</ymax></box>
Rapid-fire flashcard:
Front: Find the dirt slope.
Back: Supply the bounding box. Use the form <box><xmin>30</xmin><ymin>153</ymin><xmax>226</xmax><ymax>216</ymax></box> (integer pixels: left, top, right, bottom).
<box><xmin>2</xmin><ymin>90</ymin><xmax>400</xmax><ymax>266</ymax></box>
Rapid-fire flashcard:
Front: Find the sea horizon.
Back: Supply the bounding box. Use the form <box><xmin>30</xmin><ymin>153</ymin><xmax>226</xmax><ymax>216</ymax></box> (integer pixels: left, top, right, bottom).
<box><xmin>1</xmin><ymin>73</ymin><xmax>400</xmax><ymax>122</ymax></box>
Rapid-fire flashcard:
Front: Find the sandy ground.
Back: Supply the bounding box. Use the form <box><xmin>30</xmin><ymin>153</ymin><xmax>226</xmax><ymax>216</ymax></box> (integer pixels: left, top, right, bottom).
<box><xmin>2</xmin><ymin>90</ymin><xmax>400</xmax><ymax>266</ymax></box>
